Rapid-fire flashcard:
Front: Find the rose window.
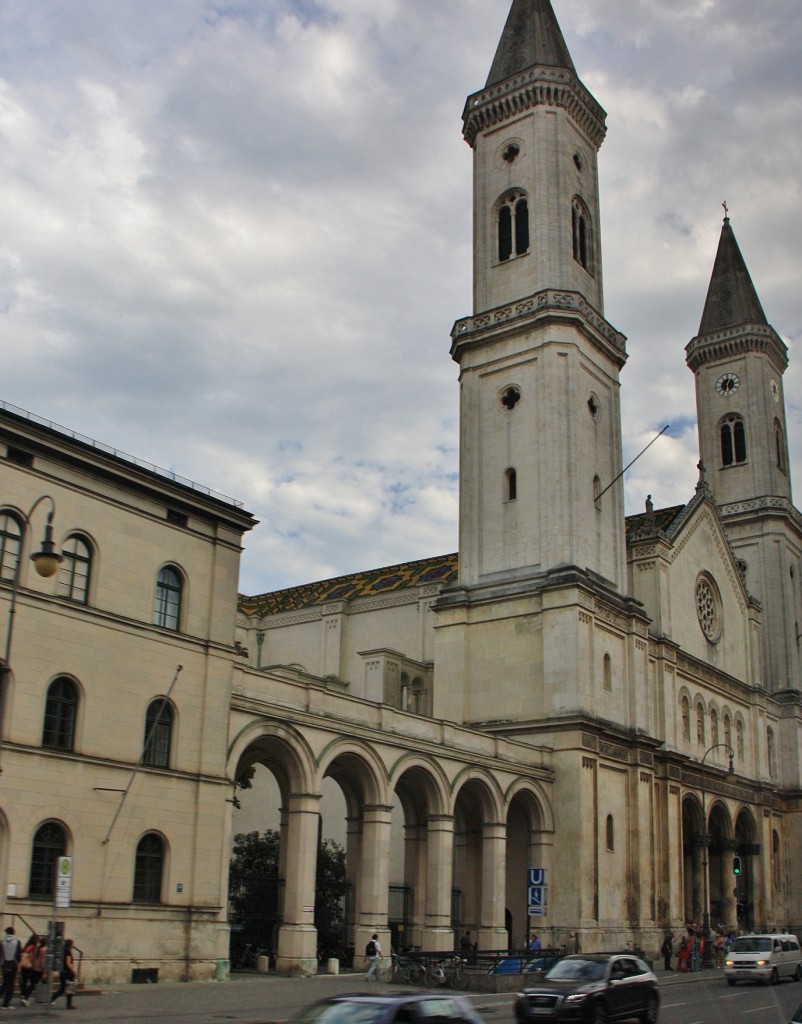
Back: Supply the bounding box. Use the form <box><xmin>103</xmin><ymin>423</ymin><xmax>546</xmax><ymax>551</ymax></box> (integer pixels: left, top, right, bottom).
<box><xmin>696</xmin><ymin>576</ymin><xmax>721</xmax><ymax>642</ymax></box>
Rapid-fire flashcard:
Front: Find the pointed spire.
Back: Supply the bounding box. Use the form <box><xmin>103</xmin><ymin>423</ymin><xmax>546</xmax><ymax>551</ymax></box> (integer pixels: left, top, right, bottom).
<box><xmin>486</xmin><ymin>0</ymin><xmax>576</xmax><ymax>88</ymax></box>
<box><xmin>698</xmin><ymin>214</ymin><xmax>768</xmax><ymax>335</ymax></box>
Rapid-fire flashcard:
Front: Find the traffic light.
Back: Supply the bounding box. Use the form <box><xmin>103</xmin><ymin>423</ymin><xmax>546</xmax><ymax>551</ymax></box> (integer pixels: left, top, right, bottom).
<box><xmin>733</xmin><ymin>855</ymin><xmax>742</xmax><ymax>876</ymax></box>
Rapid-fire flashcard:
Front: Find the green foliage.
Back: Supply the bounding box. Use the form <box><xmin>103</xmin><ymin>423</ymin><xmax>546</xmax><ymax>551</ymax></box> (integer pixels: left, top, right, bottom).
<box><xmin>235</xmin><ymin>765</ymin><xmax>256</xmax><ymax>791</ymax></box>
<box><xmin>228</xmin><ymin>830</ymin><xmax>348</xmax><ymax>949</ymax></box>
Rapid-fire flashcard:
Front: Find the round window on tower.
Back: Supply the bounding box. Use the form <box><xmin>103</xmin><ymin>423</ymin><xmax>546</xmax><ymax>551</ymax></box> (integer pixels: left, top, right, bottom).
<box><xmin>695</xmin><ymin>573</ymin><xmax>722</xmax><ymax>643</ymax></box>
<box><xmin>573</xmin><ymin>151</ymin><xmax>584</xmax><ymax>172</ymax></box>
<box><xmin>588</xmin><ymin>392</ymin><xmax>601</xmax><ymax>420</ymax></box>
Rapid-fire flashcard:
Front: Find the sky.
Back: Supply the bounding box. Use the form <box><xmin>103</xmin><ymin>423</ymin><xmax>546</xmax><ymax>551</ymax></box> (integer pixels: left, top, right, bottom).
<box><xmin>1</xmin><ymin>0</ymin><xmax>800</xmax><ymax>596</ymax></box>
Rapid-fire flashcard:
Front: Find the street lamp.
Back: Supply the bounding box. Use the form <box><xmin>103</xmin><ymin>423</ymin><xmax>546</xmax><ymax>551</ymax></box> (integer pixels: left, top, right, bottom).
<box><xmin>699</xmin><ymin>742</ymin><xmax>736</xmax><ymax>968</ymax></box>
<box><xmin>0</xmin><ymin>495</ymin><xmax>62</xmax><ymax>760</ymax></box>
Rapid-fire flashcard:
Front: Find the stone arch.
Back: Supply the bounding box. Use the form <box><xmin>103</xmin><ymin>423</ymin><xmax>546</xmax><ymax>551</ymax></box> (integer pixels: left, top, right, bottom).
<box><xmin>452</xmin><ymin>771</ymin><xmax>507</xmax><ymax>949</ymax></box>
<box><xmin>388</xmin><ymin>755</ymin><xmax>453</xmax><ymax>951</ymax></box>
<box><xmin>708</xmin><ymin>800</ymin><xmax>736</xmax><ymax>930</ymax></box>
<box><xmin>682</xmin><ymin>793</ymin><xmax>705</xmax><ymax>923</ymax></box>
<box><xmin>734</xmin><ymin>807</ymin><xmax>758</xmax><ymax>930</ymax></box>
<box><xmin>504</xmin><ymin>780</ymin><xmax>554</xmax><ymax>949</ymax></box>
<box><xmin>227</xmin><ymin>719</ymin><xmax>317</xmax><ymax>798</ymax></box>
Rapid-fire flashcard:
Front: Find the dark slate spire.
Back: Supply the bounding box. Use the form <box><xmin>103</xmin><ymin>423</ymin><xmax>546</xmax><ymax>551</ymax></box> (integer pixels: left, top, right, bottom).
<box><xmin>698</xmin><ymin>216</ymin><xmax>768</xmax><ymax>335</ymax></box>
<box><xmin>486</xmin><ymin>0</ymin><xmax>576</xmax><ymax>87</ymax></box>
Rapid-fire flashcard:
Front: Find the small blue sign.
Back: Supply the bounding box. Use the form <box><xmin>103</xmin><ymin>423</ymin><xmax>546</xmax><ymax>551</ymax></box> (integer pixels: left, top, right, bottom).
<box><xmin>528</xmin><ymin>867</ymin><xmax>546</xmax><ymax>886</ymax></box>
<box><xmin>528</xmin><ymin>886</ymin><xmax>545</xmax><ymax>908</ymax></box>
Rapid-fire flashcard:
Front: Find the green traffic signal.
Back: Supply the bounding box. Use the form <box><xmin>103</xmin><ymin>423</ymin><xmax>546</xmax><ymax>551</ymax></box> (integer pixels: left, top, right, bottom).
<box><xmin>733</xmin><ymin>855</ymin><xmax>742</xmax><ymax>875</ymax></box>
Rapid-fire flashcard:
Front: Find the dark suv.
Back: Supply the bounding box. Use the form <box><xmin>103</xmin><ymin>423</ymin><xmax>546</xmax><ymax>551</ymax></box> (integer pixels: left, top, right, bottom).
<box><xmin>514</xmin><ymin>953</ymin><xmax>659</xmax><ymax>1023</ymax></box>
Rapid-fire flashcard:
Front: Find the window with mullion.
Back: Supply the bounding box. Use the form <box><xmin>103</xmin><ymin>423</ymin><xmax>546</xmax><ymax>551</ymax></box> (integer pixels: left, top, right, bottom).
<box><xmin>42</xmin><ymin>677</ymin><xmax>78</xmax><ymax>751</ymax></box>
<box><xmin>133</xmin><ymin>833</ymin><xmax>165</xmax><ymax>903</ymax></box>
<box><xmin>143</xmin><ymin>699</ymin><xmax>173</xmax><ymax>768</ymax></box>
<box><xmin>0</xmin><ymin>513</ymin><xmax>22</xmax><ymax>581</ymax></box>
<box><xmin>29</xmin><ymin>822</ymin><xmax>67</xmax><ymax>899</ymax></box>
<box><xmin>154</xmin><ymin>567</ymin><xmax>182</xmax><ymax>630</ymax></box>
<box><xmin>57</xmin><ymin>535</ymin><xmax>92</xmax><ymax>604</ymax></box>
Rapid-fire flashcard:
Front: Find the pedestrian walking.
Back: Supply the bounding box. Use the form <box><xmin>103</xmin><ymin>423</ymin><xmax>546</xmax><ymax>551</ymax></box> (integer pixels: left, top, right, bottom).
<box><xmin>661</xmin><ymin>930</ymin><xmax>674</xmax><ymax>970</ymax></box>
<box><xmin>365</xmin><ymin>933</ymin><xmax>382</xmax><ymax>981</ymax></box>
<box><xmin>50</xmin><ymin>938</ymin><xmax>77</xmax><ymax>1009</ymax></box>
<box><xmin>0</xmin><ymin>927</ymin><xmax>20</xmax><ymax>1009</ymax></box>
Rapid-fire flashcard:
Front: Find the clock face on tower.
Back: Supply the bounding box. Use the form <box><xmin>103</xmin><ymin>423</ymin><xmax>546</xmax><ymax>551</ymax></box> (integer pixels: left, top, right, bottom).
<box><xmin>715</xmin><ymin>372</ymin><xmax>740</xmax><ymax>397</ymax></box>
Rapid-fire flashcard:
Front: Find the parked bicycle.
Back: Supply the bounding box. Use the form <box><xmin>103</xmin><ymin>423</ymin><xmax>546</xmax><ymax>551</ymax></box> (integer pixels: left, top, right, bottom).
<box><xmin>233</xmin><ymin>943</ymin><xmax>271</xmax><ymax>971</ymax></box>
<box><xmin>384</xmin><ymin>952</ymin><xmax>425</xmax><ymax>985</ymax></box>
<box><xmin>424</xmin><ymin>955</ymin><xmax>466</xmax><ymax>988</ymax></box>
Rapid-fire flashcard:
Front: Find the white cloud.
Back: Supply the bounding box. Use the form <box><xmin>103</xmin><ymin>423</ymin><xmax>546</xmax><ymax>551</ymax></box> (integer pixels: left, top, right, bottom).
<box><xmin>1</xmin><ymin>0</ymin><xmax>800</xmax><ymax>593</ymax></box>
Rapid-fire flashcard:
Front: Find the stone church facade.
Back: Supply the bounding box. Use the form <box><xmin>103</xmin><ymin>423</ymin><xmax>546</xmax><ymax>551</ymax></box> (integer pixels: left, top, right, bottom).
<box><xmin>1</xmin><ymin>0</ymin><xmax>800</xmax><ymax>984</ymax></box>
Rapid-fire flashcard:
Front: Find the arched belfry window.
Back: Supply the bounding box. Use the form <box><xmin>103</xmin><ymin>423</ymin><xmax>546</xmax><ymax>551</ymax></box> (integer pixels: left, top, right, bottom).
<box><xmin>721</xmin><ymin>415</ymin><xmax>746</xmax><ymax>467</ymax></box>
<box><xmin>497</xmin><ymin>191</ymin><xmax>529</xmax><ymax>262</ymax></box>
<box><xmin>775</xmin><ymin>419</ymin><xmax>787</xmax><ymax>474</ymax></box>
<box><xmin>572</xmin><ymin>197</ymin><xmax>593</xmax><ymax>273</ymax></box>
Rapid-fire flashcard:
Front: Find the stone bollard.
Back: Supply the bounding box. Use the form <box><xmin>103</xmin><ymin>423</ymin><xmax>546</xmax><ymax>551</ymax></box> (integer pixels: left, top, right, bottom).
<box><xmin>257</xmin><ymin>955</ymin><xmax>270</xmax><ymax>974</ymax></box>
<box><xmin>327</xmin><ymin>958</ymin><xmax>339</xmax><ymax>975</ymax></box>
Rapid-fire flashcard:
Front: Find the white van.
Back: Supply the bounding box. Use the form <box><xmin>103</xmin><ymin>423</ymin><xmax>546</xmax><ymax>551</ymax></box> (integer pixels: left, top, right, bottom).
<box><xmin>724</xmin><ymin>933</ymin><xmax>802</xmax><ymax>985</ymax></box>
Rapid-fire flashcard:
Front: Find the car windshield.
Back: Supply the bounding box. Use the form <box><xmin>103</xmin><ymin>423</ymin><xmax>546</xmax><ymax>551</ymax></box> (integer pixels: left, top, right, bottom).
<box><xmin>546</xmin><ymin>958</ymin><xmax>606</xmax><ymax>981</ymax></box>
<box><xmin>296</xmin><ymin>1001</ymin><xmax>388</xmax><ymax>1024</ymax></box>
<box><xmin>731</xmin><ymin>938</ymin><xmax>772</xmax><ymax>953</ymax></box>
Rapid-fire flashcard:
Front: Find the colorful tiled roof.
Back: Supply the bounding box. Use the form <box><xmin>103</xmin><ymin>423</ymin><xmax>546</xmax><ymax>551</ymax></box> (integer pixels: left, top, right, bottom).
<box><xmin>240</xmin><ymin>502</ymin><xmax>692</xmax><ymax>618</ymax></box>
<box><xmin>239</xmin><ymin>552</ymin><xmax>458</xmax><ymax>617</ymax></box>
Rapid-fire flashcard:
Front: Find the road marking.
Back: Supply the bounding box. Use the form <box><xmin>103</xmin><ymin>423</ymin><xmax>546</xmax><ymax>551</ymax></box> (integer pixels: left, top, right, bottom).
<box><xmin>741</xmin><ymin>1008</ymin><xmax>779</xmax><ymax>1016</ymax></box>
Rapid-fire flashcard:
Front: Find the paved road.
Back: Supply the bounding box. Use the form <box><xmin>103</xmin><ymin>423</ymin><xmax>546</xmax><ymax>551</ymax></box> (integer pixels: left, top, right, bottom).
<box><xmin>10</xmin><ymin>966</ymin><xmax>802</xmax><ymax>1024</ymax></box>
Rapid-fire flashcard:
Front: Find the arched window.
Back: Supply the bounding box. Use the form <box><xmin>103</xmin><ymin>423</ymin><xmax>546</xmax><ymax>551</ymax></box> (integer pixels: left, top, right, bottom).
<box><xmin>773</xmin><ymin>830</ymin><xmax>781</xmax><ymax>891</ymax></box>
<box><xmin>29</xmin><ymin>822</ymin><xmax>67</xmax><ymax>899</ymax></box>
<box><xmin>681</xmin><ymin>696</ymin><xmax>690</xmax><ymax>742</ymax></box>
<box><xmin>143</xmin><ymin>699</ymin><xmax>173</xmax><ymax>768</ymax></box>
<box><xmin>133</xmin><ymin>833</ymin><xmax>165</xmax><ymax>904</ymax></box>
<box><xmin>606</xmin><ymin>815</ymin><xmax>614</xmax><ymax>851</ymax></box>
<box><xmin>721</xmin><ymin>415</ymin><xmax>747</xmax><ymax>466</ymax></box>
<box><xmin>505</xmin><ymin>467</ymin><xmax>518</xmax><ymax>502</ymax></box>
<box><xmin>736</xmin><ymin>717</ymin><xmax>744</xmax><ymax>762</ymax></box>
<box><xmin>154</xmin><ymin>566</ymin><xmax>182</xmax><ymax>630</ymax></box>
<box><xmin>572</xmin><ymin>197</ymin><xmax>593</xmax><ymax>272</ymax></box>
<box><xmin>775</xmin><ymin>420</ymin><xmax>787</xmax><ymax>474</ymax></box>
<box><xmin>710</xmin><ymin>707</ymin><xmax>719</xmax><ymax>748</ymax></box>
<box><xmin>497</xmin><ymin>191</ymin><xmax>529</xmax><ymax>262</ymax></box>
<box><xmin>57</xmin><ymin>534</ymin><xmax>92</xmax><ymax>604</ymax></box>
<box><xmin>0</xmin><ymin>512</ymin><xmax>22</xmax><ymax>582</ymax></box>
<box><xmin>593</xmin><ymin>475</ymin><xmax>602</xmax><ymax>511</ymax></box>
<box><xmin>42</xmin><ymin>677</ymin><xmax>78</xmax><ymax>751</ymax></box>
<box><xmin>603</xmin><ymin>653</ymin><xmax>612</xmax><ymax>691</ymax></box>
<box><xmin>724</xmin><ymin>713</ymin><xmax>732</xmax><ymax>753</ymax></box>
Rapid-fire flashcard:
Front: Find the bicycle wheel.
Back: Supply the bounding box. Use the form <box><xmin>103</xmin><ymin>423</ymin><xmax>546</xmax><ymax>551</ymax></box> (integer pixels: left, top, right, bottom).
<box><xmin>448</xmin><ymin>963</ymin><xmax>466</xmax><ymax>988</ymax></box>
<box><xmin>407</xmin><ymin>963</ymin><xmax>425</xmax><ymax>986</ymax></box>
<box><xmin>425</xmin><ymin>964</ymin><xmax>445</xmax><ymax>987</ymax></box>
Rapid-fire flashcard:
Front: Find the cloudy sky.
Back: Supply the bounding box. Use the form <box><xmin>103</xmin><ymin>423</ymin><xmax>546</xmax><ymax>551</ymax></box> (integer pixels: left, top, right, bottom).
<box><xmin>1</xmin><ymin>0</ymin><xmax>800</xmax><ymax>596</ymax></box>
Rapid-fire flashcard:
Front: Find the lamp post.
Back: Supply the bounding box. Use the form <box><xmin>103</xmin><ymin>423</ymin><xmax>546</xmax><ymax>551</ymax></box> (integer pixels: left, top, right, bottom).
<box><xmin>699</xmin><ymin>742</ymin><xmax>736</xmax><ymax>968</ymax></box>
<box><xmin>0</xmin><ymin>495</ymin><xmax>62</xmax><ymax>763</ymax></box>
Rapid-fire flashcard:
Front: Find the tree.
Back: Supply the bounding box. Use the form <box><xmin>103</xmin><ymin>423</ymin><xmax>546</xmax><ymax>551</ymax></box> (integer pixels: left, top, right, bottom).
<box><xmin>228</xmin><ymin>830</ymin><xmax>347</xmax><ymax>955</ymax></box>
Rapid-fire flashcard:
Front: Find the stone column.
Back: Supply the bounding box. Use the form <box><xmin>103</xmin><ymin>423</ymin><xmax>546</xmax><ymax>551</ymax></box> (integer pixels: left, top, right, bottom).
<box><xmin>275</xmin><ymin>793</ymin><xmax>320</xmax><ymax>976</ymax></box>
<box><xmin>422</xmin><ymin>814</ymin><xmax>455</xmax><ymax>951</ymax></box>
<box><xmin>477</xmin><ymin>821</ymin><xmax>508</xmax><ymax>951</ymax></box>
<box><xmin>405</xmin><ymin>822</ymin><xmax>427</xmax><ymax>951</ymax></box>
<box><xmin>354</xmin><ymin>804</ymin><xmax>393</xmax><ymax>967</ymax></box>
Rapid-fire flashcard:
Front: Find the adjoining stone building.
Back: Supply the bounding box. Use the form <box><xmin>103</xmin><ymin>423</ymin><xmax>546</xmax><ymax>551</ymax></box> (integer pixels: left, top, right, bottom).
<box><xmin>2</xmin><ymin>0</ymin><xmax>801</xmax><ymax>984</ymax></box>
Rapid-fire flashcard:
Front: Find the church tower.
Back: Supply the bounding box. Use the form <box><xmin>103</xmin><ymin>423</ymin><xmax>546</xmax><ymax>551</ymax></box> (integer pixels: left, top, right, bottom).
<box><xmin>687</xmin><ymin>216</ymin><xmax>802</xmax><ymax>691</ymax></box>
<box><xmin>435</xmin><ymin>0</ymin><xmax>642</xmax><ymax>728</ymax></box>
<box><xmin>450</xmin><ymin>0</ymin><xmax>628</xmax><ymax>598</ymax></box>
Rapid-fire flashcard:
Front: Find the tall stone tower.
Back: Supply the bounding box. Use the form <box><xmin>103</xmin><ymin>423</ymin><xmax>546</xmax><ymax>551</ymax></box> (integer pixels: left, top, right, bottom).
<box><xmin>434</xmin><ymin>0</ymin><xmax>643</xmax><ymax>727</ymax></box>
<box><xmin>687</xmin><ymin>216</ymin><xmax>802</xmax><ymax>691</ymax></box>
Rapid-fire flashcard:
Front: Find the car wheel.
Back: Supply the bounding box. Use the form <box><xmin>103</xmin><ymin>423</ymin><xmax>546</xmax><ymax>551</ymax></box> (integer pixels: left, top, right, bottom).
<box><xmin>726</xmin><ymin>979</ymin><xmax>736</xmax><ymax>987</ymax></box>
<box><xmin>640</xmin><ymin>994</ymin><xmax>659</xmax><ymax>1024</ymax></box>
<box><xmin>771</xmin><ymin>968</ymin><xmax>779</xmax><ymax>985</ymax></box>
<box><xmin>590</xmin><ymin>1003</ymin><xmax>607</xmax><ymax>1024</ymax></box>
<box><xmin>795</xmin><ymin>964</ymin><xmax>802</xmax><ymax>982</ymax></box>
